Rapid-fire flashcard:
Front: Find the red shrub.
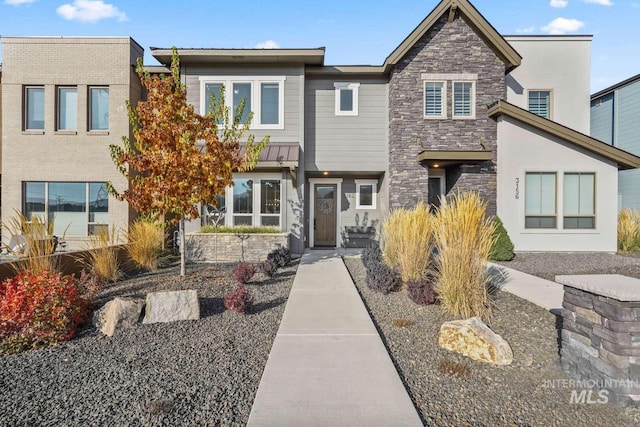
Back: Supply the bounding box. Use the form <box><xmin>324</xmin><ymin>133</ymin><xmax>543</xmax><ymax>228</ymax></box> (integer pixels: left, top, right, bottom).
<box><xmin>233</xmin><ymin>263</ymin><xmax>256</xmax><ymax>284</ymax></box>
<box><xmin>0</xmin><ymin>270</ymin><xmax>89</xmax><ymax>354</ymax></box>
<box><xmin>224</xmin><ymin>285</ymin><xmax>253</xmax><ymax>314</ymax></box>
<box><xmin>406</xmin><ymin>278</ymin><xmax>437</xmax><ymax>305</ymax></box>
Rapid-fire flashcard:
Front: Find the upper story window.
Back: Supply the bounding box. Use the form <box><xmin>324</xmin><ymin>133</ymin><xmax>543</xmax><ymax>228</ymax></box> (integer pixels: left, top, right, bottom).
<box><xmin>57</xmin><ymin>87</ymin><xmax>77</xmax><ymax>131</ymax></box>
<box><xmin>25</xmin><ymin>86</ymin><xmax>45</xmax><ymax>131</ymax></box>
<box><xmin>529</xmin><ymin>90</ymin><xmax>552</xmax><ymax>119</ymax></box>
<box><xmin>89</xmin><ymin>87</ymin><xmax>109</xmax><ymax>131</ymax></box>
<box><xmin>334</xmin><ymin>82</ymin><xmax>360</xmax><ymax>116</ymax></box>
<box><xmin>424</xmin><ymin>81</ymin><xmax>446</xmax><ymax>118</ymax></box>
<box><xmin>201</xmin><ymin>76</ymin><xmax>286</xmax><ymax>129</ymax></box>
<box><xmin>525</xmin><ymin>172</ymin><xmax>557</xmax><ymax>229</ymax></box>
<box><xmin>355</xmin><ymin>179</ymin><xmax>377</xmax><ymax>209</ymax></box>
<box><xmin>452</xmin><ymin>81</ymin><xmax>475</xmax><ymax>118</ymax></box>
<box><xmin>563</xmin><ymin>172</ymin><xmax>595</xmax><ymax>229</ymax></box>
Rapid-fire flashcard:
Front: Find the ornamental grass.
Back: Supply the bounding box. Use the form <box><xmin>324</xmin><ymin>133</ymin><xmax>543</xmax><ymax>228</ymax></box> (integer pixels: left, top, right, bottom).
<box><xmin>617</xmin><ymin>208</ymin><xmax>640</xmax><ymax>253</ymax></box>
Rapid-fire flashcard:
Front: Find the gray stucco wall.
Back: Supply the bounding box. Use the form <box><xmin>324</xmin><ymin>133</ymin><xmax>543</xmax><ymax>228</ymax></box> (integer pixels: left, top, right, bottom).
<box><xmin>388</xmin><ymin>14</ymin><xmax>505</xmax><ymax>215</ymax></box>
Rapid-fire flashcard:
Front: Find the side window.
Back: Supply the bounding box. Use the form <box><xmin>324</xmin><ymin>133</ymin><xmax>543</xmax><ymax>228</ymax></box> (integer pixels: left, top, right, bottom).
<box><xmin>58</xmin><ymin>87</ymin><xmax>78</xmax><ymax>131</ymax></box>
<box><xmin>424</xmin><ymin>81</ymin><xmax>446</xmax><ymax>118</ymax></box>
<box><xmin>334</xmin><ymin>82</ymin><xmax>360</xmax><ymax>116</ymax></box>
<box><xmin>89</xmin><ymin>87</ymin><xmax>109</xmax><ymax>131</ymax></box>
<box><xmin>25</xmin><ymin>86</ymin><xmax>45</xmax><ymax>130</ymax></box>
<box><xmin>525</xmin><ymin>172</ymin><xmax>557</xmax><ymax>228</ymax></box>
<box><xmin>528</xmin><ymin>90</ymin><xmax>552</xmax><ymax>119</ymax></box>
<box><xmin>563</xmin><ymin>173</ymin><xmax>595</xmax><ymax>229</ymax></box>
<box><xmin>452</xmin><ymin>81</ymin><xmax>475</xmax><ymax>118</ymax></box>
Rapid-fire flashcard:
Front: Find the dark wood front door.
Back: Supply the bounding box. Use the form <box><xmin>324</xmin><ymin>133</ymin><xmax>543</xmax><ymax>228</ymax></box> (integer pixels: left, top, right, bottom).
<box><xmin>314</xmin><ymin>184</ymin><xmax>337</xmax><ymax>247</ymax></box>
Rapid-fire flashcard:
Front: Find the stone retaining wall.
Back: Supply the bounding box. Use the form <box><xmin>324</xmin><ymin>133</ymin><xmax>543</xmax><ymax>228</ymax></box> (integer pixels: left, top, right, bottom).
<box><xmin>185</xmin><ymin>233</ymin><xmax>289</xmax><ymax>263</ymax></box>
<box><xmin>560</xmin><ymin>285</ymin><xmax>640</xmax><ymax>406</ymax></box>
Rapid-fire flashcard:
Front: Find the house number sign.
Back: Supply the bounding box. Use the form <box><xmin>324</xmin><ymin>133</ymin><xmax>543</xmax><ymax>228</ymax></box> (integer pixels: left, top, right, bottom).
<box><xmin>515</xmin><ymin>177</ymin><xmax>520</xmax><ymax>200</ymax></box>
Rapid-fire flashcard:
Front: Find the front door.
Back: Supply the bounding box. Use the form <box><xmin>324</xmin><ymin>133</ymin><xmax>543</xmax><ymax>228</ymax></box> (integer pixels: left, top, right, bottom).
<box><xmin>428</xmin><ymin>170</ymin><xmax>446</xmax><ymax>212</ymax></box>
<box><xmin>314</xmin><ymin>184</ymin><xmax>337</xmax><ymax>247</ymax></box>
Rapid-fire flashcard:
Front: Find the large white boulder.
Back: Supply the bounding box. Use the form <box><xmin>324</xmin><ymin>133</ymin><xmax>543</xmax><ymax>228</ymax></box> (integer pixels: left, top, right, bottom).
<box><xmin>94</xmin><ymin>298</ymin><xmax>145</xmax><ymax>337</ymax></box>
<box><xmin>143</xmin><ymin>290</ymin><xmax>200</xmax><ymax>324</ymax></box>
<box><xmin>439</xmin><ymin>317</ymin><xmax>513</xmax><ymax>365</ymax></box>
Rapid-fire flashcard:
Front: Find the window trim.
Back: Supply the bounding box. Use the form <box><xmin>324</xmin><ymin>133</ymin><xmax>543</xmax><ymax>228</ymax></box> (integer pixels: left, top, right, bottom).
<box><xmin>334</xmin><ymin>82</ymin><xmax>360</xmax><ymax>116</ymax></box>
<box><xmin>88</xmin><ymin>86</ymin><xmax>110</xmax><ymax>132</ymax></box>
<box><xmin>24</xmin><ymin>85</ymin><xmax>45</xmax><ymax>131</ymax></box>
<box><xmin>528</xmin><ymin>89</ymin><xmax>553</xmax><ymax>120</ymax></box>
<box><xmin>57</xmin><ymin>86</ymin><xmax>78</xmax><ymax>132</ymax></box>
<box><xmin>452</xmin><ymin>80</ymin><xmax>476</xmax><ymax>119</ymax></box>
<box><xmin>355</xmin><ymin>179</ymin><xmax>377</xmax><ymax>210</ymax></box>
<box><xmin>200</xmin><ymin>76</ymin><xmax>286</xmax><ymax>130</ymax></box>
<box><xmin>563</xmin><ymin>172</ymin><xmax>596</xmax><ymax>230</ymax></box>
<box><xmin>524</xmin><ymin>171</ymin><xmax>557</xmax><ymax>229</ymax></box>
<box><xmin>423</xmin><ymin>81</ymin><xmax>447</xmax><ymax>119</ymax></box>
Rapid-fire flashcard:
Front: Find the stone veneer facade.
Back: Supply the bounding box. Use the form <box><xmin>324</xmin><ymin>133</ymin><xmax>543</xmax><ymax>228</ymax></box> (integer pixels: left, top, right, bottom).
<box><xmin>388</xmin><ymin>14</ymin><xmax>506</xmax><ymax>214</ymax></box>
<box><xmin>561</xmin><ymin>285</ymin><xmax>640</xmax><ymax>406</ymax></box>
<box><xmin>186</xmin><ymin>233</ymin><xmax>289</xmax><ymax>263</ymax></box>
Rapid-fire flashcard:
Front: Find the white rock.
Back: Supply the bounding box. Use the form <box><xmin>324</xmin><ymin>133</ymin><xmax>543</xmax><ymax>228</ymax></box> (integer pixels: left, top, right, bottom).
<box><xmin>143</xmin><ymin>290</ymin><xmax>200</xmax><ymax>324</ymax></box>
<box><xmin>439</xmin><ymin>317</ymin><xmax>513</xmax><ymax>365</ymax></box>
<box><xmin>94</xmin><ymin>298</ymin><xmax>144</xmax><ymax>337</ymax></box>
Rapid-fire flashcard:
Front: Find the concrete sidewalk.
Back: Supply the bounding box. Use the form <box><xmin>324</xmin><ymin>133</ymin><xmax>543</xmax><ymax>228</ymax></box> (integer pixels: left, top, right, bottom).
<box><xmin>247</xmin><ymin>250</ymin><xmax>423</xmax><ymax>427</ymax></box>
<box><xmin>488</xmin><ymin>262</ymin><xmax>564</xmax><ymax>314</ymax></box>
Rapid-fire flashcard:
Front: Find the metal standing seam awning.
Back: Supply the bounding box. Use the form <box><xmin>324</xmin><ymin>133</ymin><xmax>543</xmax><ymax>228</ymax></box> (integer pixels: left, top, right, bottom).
<box><xmin>240</xmin><ymin>143</ymin><xmax>300</xmax><ymax>185</ymax></box>
<box><xmin>417</xmin><ymin>150</ymin><xmax>493</xmax><ymax>168</ymax></box>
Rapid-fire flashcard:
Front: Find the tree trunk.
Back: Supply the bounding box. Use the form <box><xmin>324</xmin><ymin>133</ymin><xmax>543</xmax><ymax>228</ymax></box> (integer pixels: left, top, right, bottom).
<box><xmin>179</xmin><ymin>217</ymin><xmax>186</xmax><ymax>276</ymax></box>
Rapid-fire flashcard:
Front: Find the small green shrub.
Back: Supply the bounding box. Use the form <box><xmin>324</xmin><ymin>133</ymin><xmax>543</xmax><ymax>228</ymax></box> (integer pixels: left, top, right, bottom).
<box><xmin>0</xmin><ymin>270</ymin><xmax>88</xmax><ymax>354</ymax></box>
<box><xmin>488</xmin><ymin>216</ymin><xmax>515</xmax><ymax>261</ymax></box>
<box><xmin>199</xmin><ymin>225</ymin><xmax>281</xmax><ymax>234</ymax></box>
<box><xmin>365</xmin><ymin>260</ymin><xmax>400</xmax><ymax>295</ymax></box>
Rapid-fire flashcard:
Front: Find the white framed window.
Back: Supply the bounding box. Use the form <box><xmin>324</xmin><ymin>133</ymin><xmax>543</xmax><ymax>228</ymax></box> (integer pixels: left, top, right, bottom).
<box><xmin>525</xmin><ymin>172</ymin><xmax>557</xmax><ymax>229</ymax></box>
<box><xmin>528</xmin><ymin>90</ymin><xmax>552</xmax><ymax>119</ymax></box>
<box><xmin>25</xmin><ymin>86</ymin><xmax>45</xmax><ymax>130</ymax></box>
<box><xmin>563</xmin><ymin>172</ymin><xmax>595</xmax><ymax>229</ymax></box>
<box><xmin>89</xmin><ymin>87</ymin><xmax>109</xmax><ymax>131</ymax></box>
<box><xmin>200</xmin><ymin>76</ymin><xmax>286</xmax><ymax>129</ymax></box>
<box><xmin>334</xmin><ymin>82</ymin><xmax>360</xmax><ymax>116</ymax></box>
<box><xmin>215</xmin><ymin>174</ymin><xmax>283</xmax><ymax>228</ymax></box>
<box><xmin>355</xmin><ymin>179</ymin><xmax>377</xmax><ymax>209</ymax></box>
<box><xmin>57</xmin><ymin>87</ymin><xmax>77</xmax><ymax>131</ymax></box>
<box><xmin>424</xmin><ymin>81</ymin><xmax>446</xmax><ymax>118</ymax></box>
<box><xmin>452</xmin><ymin>81</ymin><xmax>475</xmax><ymax>119</ymax></box>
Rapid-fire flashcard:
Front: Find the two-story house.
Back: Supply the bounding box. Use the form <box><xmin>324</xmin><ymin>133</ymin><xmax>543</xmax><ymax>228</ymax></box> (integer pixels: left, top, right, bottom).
<box><xmin>2</xmin><ymin>0</ymin><xmax>639</xmax><ymax>254</ymax></box>
<box><xmin>591</xmin><ymin>74</ymin><xmax>640</xmax><ymax>210</ymax></box>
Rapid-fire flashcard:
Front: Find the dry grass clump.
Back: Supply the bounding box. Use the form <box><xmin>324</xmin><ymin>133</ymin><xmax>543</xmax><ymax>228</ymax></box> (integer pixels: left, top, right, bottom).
<box><xmin>3</xmin><ymin>211</ymin><xmax>61</xmax><ymax>274</ymax></box>
<box><xmin>126</xmin><ymin>218</ymin><xmax>165</xmax><ymax>271</ymax></box>
<box><xmin>618</xmin><ymin>208</ymin><xmax>640</xmax><ymax>253</ymax></box>
<box><xmin>437</xmin><ymin>359</ymin><xmax>471</xmax><ymax>378</ymax></box>
<box><xmin>392</xmin><ymin>318</ymin><xmax>414</xmax><ymax>328</ymax></box>
<box><xmin>381</xmin><ymin>201</ymin><xmax>434</xmax><ymax>283</ymax></box>
<box><xmin>433</xmin><ymin>192</ymin><xmax>496</xmax><ymax>321</ymax></box>
<box><xmin>83</xmin><ymin>226</ymin><xmax>120</xmax><ymax>283</ymax></box>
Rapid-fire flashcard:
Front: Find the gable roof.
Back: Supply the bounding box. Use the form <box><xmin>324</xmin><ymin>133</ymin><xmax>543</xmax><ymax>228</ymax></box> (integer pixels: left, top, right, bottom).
<box><xmin>383</xmin><ymin>0</ymin><xmax>521</xmax><ymax>73</ymax></box>
<box><xmin>591</xmin><ymin>73</ymin><xmax>640</xmax><ymax>100</ymax></box>
<box><xmin>488</xmin><ymin>100</ymin><xmax>640</xmax><ymax>170</ymax></box>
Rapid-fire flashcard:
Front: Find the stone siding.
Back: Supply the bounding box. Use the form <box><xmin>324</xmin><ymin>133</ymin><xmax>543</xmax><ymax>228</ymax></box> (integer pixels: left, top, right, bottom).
<box><xmin>388</xmin><ymin>13</ymin><xmax>504</xmax><ymax>214</ymax></box>
<box><xmin>186</xmin><ymin>233</ymin><xmax>289</xmax><ymax>263</ymax></box>
<box><xmin>561</xmin><ymin>285</ymin><xmax>640</xmax><ymax>406</ymax></box>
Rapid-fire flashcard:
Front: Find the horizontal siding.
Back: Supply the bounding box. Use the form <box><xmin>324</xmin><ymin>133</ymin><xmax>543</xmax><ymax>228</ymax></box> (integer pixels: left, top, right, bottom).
<box><xmin>339</xmin><ymin>177</ymin><xmax>386</xmax><ymax>247</ymax></box>
<box><xmin>616</xmin><ymin>81</ymin><xmax>640</xmax><ymax>154</ymax></box>
<box><xmin>305</xmin><ymin>79</ymin><xmax>388</xmax><ymax>172</ymax></box>
<box><xmin>183</xmin><ymin>66</ymin><xmax>303</xmax><ymax>143</ymax></box>
<box><xmin>619</xmin><ymin>169</ymin><xmax>640</xmax><ymax>209</ymax></box>
<box><xmin>590</xmin><ymin>94</ymin><xmax>613</xmax><ymax>145</ymax></box>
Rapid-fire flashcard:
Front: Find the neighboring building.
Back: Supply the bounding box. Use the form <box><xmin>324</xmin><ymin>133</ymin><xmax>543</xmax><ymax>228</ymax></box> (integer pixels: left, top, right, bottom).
<box><xmin>591</xmin><ymin>74</ymin><xmax>640</xmax><ymax>210</ymax></box>
<box><xmin>2</xmin><ymin>0</ymin><xmax>639</xmax><ymax>253</ymax></box>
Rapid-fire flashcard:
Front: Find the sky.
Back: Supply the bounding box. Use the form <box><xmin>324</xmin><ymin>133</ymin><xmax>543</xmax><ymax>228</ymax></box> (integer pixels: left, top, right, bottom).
<box><xmin>0</xmin><ymin>0</ymin><xmax>638</xmax><ymax>93</ymax></box>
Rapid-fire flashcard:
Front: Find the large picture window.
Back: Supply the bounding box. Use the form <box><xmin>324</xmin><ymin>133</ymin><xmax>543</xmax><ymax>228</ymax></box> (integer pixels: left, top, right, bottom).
<box><xmin>564</xmin><ymin>173</ymin><xmax>595</xmax><ymax>229</ymax></box>
<box><xmin>25</xmin><ymin>86</ymin><xmax>45</xmax><ymax>130</ymax></box>
<box><xmin>23</xmin><ymin>182</ymin><xmax>109</xmax><ymax>236</ymax></box>
<box><xmin>525</xmin><ymin>172</ymin><xmax>557</xmax><ymax>229</ymax></box>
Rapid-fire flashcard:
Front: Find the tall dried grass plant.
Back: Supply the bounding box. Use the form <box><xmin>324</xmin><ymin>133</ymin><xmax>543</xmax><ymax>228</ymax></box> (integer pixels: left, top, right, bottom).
<box><xmin>3</xmin><ymin>211</ymin><xmax>61</xmax><ymax>274</ymax></box>
<box><xmin>126</xmin><ymin>218</ymin><xmax>165</xmax><ymax>271</ymax></box>
<box><xmin>617</xmin><ymin>208</ymin><xmax>640</xmax><ymax>253</ymax></box>
<box><xmin>381</xmin><ymin>201</ymin><xmax>434</xmax><ymax>283</ymax></box>
<box><xmin>433</xmin><ymin>192</ymin><xmax>496</xmax><ymax>320</ymax></box>
<box><xmin>83</xmin><ymin>226</ymin><xmax>120</xmax><ymax>283</ymax></box>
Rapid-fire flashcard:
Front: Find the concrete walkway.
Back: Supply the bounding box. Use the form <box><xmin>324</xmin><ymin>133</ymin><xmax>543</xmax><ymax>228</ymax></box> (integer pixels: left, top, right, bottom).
<box><xmin>248</xmin><ymin>250</ymin><xmax>423</xmax><ymax>427</ymax></box>
<box><xmin>488</xmin><ymin>262</ymin><xmax>564</xmax><ymax>314</ymax></box>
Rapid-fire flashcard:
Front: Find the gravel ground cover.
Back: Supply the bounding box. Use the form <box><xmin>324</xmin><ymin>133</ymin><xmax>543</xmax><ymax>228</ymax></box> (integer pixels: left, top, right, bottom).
<box><xmin>494</xmin><ymin>252</ymin><xmax>640</xmax><ymax>281</ymax></box>
<box><xmin>0</xmin><ymin>260</ymin><xmax>297</xmax><ymax>426</ymax></box>
<box><xmin>343</xmin><ymin>255</ymin><xmax>640</xmax><ymax>427</ymax></box>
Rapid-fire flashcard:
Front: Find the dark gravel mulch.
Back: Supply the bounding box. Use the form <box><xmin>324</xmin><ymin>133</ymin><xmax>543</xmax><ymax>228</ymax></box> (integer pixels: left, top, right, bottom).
<box><xmin>0</xmin><ymin>261</ymin><xmax>297</xmax><ymax>426</ymax></box>
<box><xmin>343</xmin><ymin>255</ymin><xmax>640</xmax><ymax>427</ymax></box>
<box><xmin>495</xmin><ymin>251</ymin><xmax>640</xmax><ymax>281</ymax></box>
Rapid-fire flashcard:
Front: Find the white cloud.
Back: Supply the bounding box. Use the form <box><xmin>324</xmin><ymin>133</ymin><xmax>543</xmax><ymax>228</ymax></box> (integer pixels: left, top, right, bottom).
<box><xmin>57</xmin><ymin>0</ymin><xmax>127</xmax><ymax>23</ymax></box>
<box><xmin>4</xmin><ymin>0</ymin><xmax>37</xmax><ymax>5</ymax></box>
<box><xmin>541</xmin><ymin>17</ymin><xmax>585</xmax><ymax>34</ymax></box>
<box><xmin>254</xmin><ymin>40</ymin><xmax>280</xmax><ymax>49</ymax></box>
<box><xmin>550</xmin><ymin>0</ymin><xmax>568</xmax><ymax>7</ymax></box>
<box><xmin>516</xmin><ymin>26</ymin><xmax>535</xmax><ymax>34</ymax></box>
<box><xmin>583</xmin><ymin>0</ymin><xmax>614</xmax><ymax>5</ymax></box>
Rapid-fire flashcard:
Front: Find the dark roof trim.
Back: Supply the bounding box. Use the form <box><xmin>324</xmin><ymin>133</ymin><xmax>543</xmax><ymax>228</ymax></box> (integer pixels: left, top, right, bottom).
<box><xmin>488</xmin><ymin>100</ymin><xmax>640</xmax><ymax>170</ymax></box>
<box><xmin>305</xmin><ymin>65</ymin><xmax>386</xmax><ymax>76</ymax></box>
<box><xmin>591</xmin><ymin>73</ymin><xmax>640</xmax><ymax>100</ymax></box>
<box><xmin>417</xmin><ymin>150</ymin><xmax>492</xmax><ymax>163</ymax></box>
<box><xmin>151</xmin><ymin>47</ymin><xmax>325</xmax><ymax>66</ymax></box>
<box><xmin>383</xmin><ymin>0</ymin><xmax>521</xmax><ymax>73</ymax></box>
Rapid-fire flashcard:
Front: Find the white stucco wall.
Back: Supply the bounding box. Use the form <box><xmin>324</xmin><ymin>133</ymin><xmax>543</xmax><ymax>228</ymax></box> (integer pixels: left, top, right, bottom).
<box><xmin>497</xmin><ymin>117</ymin><xmax>618</xmax><ymax>252</ymax></box>
<box><xmin>505</xmin><ymin>36</ymin><xmax>592</xmax><ymax>134</ymax></box>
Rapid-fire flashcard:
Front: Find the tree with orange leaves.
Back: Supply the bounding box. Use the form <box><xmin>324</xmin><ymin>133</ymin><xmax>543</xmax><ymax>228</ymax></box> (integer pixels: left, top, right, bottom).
<box><xmin>108</xmin><ymin>48</ymin><xmax>268</xmax><ymax>275</ymax></box>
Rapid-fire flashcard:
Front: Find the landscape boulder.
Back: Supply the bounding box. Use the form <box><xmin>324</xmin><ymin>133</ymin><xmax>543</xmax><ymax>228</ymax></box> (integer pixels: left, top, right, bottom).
<box><xmin>439</xmin><ymin>317</ymin><xmax>513</xmax><ymax>365</ymax></box>
<box><xmin>93</xmin><ymin>297</ymin><xmax>145</xmax><ymax>337</ymax></box>
<box><xmin>143</xmin><ymin>290</ymin><xmax>200</xmax><ymax>324</ymax></box>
